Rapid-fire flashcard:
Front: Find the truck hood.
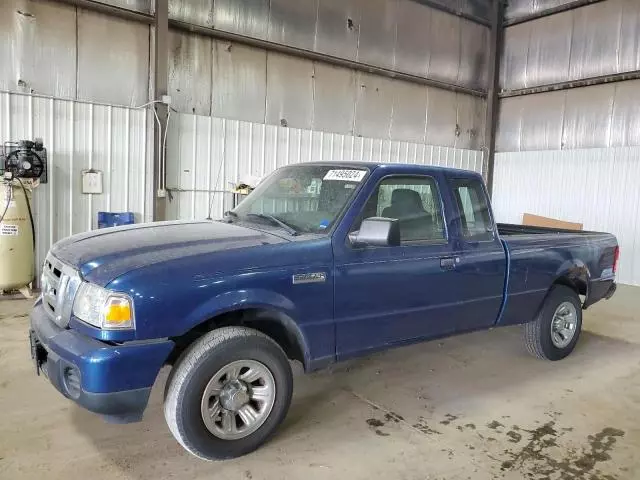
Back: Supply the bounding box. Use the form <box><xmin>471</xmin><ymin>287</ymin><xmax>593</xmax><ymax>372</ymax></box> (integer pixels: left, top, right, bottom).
<box><xmin>50</xmin><ymin>220</ymin><xmax>287</xmax><ymax>286</ymax></box>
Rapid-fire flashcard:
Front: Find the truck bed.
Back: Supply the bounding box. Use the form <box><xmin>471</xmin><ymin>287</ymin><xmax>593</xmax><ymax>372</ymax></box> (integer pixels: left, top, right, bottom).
<box><xmin>497</xmin><ymin>223</ymin><xmax>597</xmax><ymax>236</ymax></box>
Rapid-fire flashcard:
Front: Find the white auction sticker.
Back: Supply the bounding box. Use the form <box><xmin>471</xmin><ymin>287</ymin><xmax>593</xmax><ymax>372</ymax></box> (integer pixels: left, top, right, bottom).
<box><xmin>323</xmin><ymin>169</ymin><xmax>366</xmax><ymax>182</ymax></box>
<box><xmin>0</xmin><ymin>224</ymin><xmax>19</xmax><ymax>236</ymax></box>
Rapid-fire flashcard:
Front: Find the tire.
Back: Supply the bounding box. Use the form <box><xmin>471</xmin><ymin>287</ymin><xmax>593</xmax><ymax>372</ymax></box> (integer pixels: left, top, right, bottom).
<box><xmin>524</xmin><ymin>285</ymin><xmax>583</xmax><ymax>361</ymax></box>
<box><xmin>164</xmin><ymin>326</ymin><xmax>293</xmax><ymax>460</ymax></box>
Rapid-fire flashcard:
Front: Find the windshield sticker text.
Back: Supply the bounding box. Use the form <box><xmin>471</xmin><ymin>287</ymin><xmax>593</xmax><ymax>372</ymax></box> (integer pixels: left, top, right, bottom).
<box><xmin>323</xmin><ymin>169</ymin><xmax>366</xmax><ymax>182</ymax></box>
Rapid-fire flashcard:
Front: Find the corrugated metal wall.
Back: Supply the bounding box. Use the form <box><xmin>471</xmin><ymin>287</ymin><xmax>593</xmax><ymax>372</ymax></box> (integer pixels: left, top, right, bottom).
<box><xmin>166</xmin><ymin>112</ymin><xmax>484</xmax><ymax>221</ymax></box>
<box><xmin>170</xmin><ymin>33</ymin><xmax>487</xmax><ymax>149</ymax></box>
<box><xmin>169</xmin><ymin>0</ymin><xmax>490</xmax><ymax>91</ymax></box>
<box><xmin>493</xmin><ymin>148</ymin><xmax>640</xmax><ymax>286</ymax></box>
<box><xmin>497</xmin><ymin>0</ymin><xmax>640</xmax><ymax>152</ymax></box>
<box><xmin>0</xmin><ymin>0</ymin><xmax>151</xmax><ymax>107</ymax></box>
<box><xmin>0</xmin><ymin>91</ymin><xmax>153</xmax><ymax>276</ymax></box>
<box><xmin>501</xmin><ymin>0</ymin><xmax>640</xmax><ymax>91</ymax></box>
<box><xmin>497</xmin><ymin>79</ymin><xmax>640</xmax><ymax>152</ymax></box>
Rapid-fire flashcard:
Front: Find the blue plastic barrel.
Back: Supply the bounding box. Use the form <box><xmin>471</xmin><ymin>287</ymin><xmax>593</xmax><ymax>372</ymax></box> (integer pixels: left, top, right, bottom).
<box><xmin>97</xmin><ymin>211</ymin><xmax>135</xmax><ymax>229</ymax></box>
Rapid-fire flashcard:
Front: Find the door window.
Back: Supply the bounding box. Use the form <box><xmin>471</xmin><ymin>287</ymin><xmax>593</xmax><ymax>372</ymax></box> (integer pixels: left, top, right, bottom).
<box><xmin>356</xmin><ymin>176</ymin><xmax>445</xmax><ymax>243</ymax></box>
<box><xmin>450</xmin><ymin>178</ymin><xmax>494</xmax><ymax>241</ymax></box>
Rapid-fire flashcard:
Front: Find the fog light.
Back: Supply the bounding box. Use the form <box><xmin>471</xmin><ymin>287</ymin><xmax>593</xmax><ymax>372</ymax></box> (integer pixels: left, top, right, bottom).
<box><xmin>63</xmin><ymin>366</ymin><xmax>81</xmax><ymax>399</ymax></box>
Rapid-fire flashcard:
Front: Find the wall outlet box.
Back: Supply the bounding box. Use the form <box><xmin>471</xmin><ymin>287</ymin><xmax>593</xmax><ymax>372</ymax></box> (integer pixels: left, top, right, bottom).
<box><xmin>81</xmin><ymin>169</ymin><xmax>103</xmax><ymax>194</ymax></box>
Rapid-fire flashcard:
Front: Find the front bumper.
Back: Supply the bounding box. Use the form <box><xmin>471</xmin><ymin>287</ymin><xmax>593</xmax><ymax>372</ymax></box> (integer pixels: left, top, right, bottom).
<box><xmin>30</xmin><ymin>300</ymin><xmax>174</xmax><ymax>423</ymax></box>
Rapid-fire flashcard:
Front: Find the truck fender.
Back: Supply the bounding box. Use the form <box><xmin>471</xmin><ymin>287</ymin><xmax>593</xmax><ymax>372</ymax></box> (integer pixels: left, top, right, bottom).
<box><xmin>554</xmin><ymin>259</ymin><xmax>590</xmax><ymax>296</ymax></box>
<box><xmin>183</xmin><ymin>288</ymin><xmax>311</xmax><ymax>367</ymax></box>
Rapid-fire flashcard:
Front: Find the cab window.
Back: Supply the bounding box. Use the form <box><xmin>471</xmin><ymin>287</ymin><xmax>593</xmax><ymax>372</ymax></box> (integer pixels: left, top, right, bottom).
<box><xmin>450</xmin><ymin>178</ymin><xmax>494</xmax><ymax>241</ymax></box>
<box><xmin>354</xmin><ymin>176</ymin><xmax>445</xmax><ymax>243</ymax></box>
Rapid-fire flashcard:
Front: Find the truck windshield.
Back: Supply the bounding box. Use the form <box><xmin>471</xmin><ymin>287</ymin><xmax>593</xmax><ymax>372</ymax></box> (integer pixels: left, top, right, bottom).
<box><xmin>231</xmin><ymin>165</ymin><xmax>368</xmax><ymax>234</ymax></box>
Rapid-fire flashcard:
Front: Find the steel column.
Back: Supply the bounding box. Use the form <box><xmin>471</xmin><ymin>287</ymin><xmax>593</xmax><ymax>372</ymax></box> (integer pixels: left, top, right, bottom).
<box><xmin>154</xmin><ymin>0</ymin><xmax>169</xmax><ymax>221</ymax></box>
<box><xmin>484</xmin><ymin>0</ymin><xmax>503</xmax><ymax>197</ymax></box>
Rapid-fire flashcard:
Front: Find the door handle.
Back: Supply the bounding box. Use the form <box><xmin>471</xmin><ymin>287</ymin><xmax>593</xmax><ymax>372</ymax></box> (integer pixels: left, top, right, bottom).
<box><xmin>440</xmin><ymin>256</ymin><xmax>457</xmax><ymax>270</ymax></box>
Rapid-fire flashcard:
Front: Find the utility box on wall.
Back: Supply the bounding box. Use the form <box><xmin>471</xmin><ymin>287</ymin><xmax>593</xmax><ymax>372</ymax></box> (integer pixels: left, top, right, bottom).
<box><xmin>81</xmin><ymin>169</ymin><xmax>103</xmax><ymax>194</ymax></box>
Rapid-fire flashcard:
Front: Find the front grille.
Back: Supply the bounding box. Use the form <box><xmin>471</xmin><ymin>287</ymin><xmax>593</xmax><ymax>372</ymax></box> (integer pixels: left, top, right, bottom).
<box><xmin>41</xmin><ymin>254</ymin><xmax>81</xmax><ymax>329</ymax></box>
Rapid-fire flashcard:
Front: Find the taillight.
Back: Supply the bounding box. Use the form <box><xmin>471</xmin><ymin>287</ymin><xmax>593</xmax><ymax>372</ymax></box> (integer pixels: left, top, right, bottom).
<box><xmin>613</xmin><ymin>246</ymin><xmax>620</xmax><ymax>274</ymax></box>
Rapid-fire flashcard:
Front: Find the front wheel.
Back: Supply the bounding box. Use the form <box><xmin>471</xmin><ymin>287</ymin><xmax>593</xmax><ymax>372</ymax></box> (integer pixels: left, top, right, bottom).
<box><xmin>164</xmin><ymin>327</ymin><xmax>293</xmax><ymax>460</ymax></box>
<box><xmin>524</xmin><ymin>285</ymin><xmax>583</xmax><ymax>361</ymax></box>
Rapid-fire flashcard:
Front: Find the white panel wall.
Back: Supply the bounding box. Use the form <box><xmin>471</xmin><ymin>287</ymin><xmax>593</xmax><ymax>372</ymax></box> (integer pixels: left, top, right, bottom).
<box><xmin>0</xmin><ymin>92</ymin><xmax>153</xmax><ymax>275</ymax></box>
<box><xmin>493</xmin><ymin>148</ymin><xmax>640</xmax><ymax>286</ymax></box>
<box><xmin>166</xmin><ymin>112</ymin><xmax>484</xmax><ymax>221</ymax></box>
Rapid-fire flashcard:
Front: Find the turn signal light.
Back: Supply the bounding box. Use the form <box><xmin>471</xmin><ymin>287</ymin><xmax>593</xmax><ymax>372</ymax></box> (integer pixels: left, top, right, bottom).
<box><xmin>103</xmin><ymin>297</ymin><xmax>133</xmax><ymax>329</ymax></box>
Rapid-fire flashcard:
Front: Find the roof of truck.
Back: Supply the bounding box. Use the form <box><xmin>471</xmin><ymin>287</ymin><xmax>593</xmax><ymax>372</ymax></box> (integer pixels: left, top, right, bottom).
<box><xmin>285</xmin><ymin>161</ymin><xmax>481</xmax><ymax>176</ymax></box>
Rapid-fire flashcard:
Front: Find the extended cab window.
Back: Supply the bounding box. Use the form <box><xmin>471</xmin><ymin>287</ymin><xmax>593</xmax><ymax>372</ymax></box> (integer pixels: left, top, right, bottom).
<box><xmin>355</xmin><ymin>176</ymin><xmax>445</xmax><ymax>243</ymax></box>
<box><xmin>450</xmin><ymin>178</ymin><xmax>494</xmax><ymax>241</ymax></box>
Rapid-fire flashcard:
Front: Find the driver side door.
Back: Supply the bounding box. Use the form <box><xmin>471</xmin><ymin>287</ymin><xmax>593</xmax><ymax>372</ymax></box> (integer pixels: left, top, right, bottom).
<box><xmin>333</xmin><ymin>171</ymin><xmax>462</xmax><ymax>360</ymax></box>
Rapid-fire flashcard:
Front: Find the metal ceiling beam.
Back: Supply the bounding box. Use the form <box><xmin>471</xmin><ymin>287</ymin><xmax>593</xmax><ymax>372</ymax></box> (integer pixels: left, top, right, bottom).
<box><xmin>499</xmin><ymin>70</ymin><xmax>640</xmax><ymax>98</ymax></box>
<box><xmin>38</xmin><ymin>0</ymin><xmax>153</xmax><ymax>23</ymax></box>
<box><xmin>169</xmin><ymin>19</ymin><xmax>487</xmax><ymax>98</ymax></box>
<box><xmin>408</xmin><ymin>0</ymin><xmax>491</xmax><ymax>27</ymax></box>
<box><xmin>483</xmin><ymin>0</ymin><xmax>503</xmax><ymax>198</ymax></box>
<box><xmin>504</xmin><ymin>0</ymin><xmax>605</xmax><ymax>27</ymax></box>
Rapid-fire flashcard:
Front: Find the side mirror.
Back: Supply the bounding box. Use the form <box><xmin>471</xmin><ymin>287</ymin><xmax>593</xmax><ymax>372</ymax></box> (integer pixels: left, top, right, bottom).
<box><xmin>349</xmin><ymin>217</ymin><xmax>400</xmax><ymax>248</ymax></box>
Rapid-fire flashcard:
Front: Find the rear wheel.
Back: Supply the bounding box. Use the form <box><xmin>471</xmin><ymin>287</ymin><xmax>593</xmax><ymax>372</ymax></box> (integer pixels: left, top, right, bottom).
<box><xmin>524</xmin><ymin>285</ymin><xmax>582</xmax><ymax>361</ymax></box>
<box><xmin>164</xmin><ymin>326</ymin><xmax>293</xmax><ymax>460</ymax></box>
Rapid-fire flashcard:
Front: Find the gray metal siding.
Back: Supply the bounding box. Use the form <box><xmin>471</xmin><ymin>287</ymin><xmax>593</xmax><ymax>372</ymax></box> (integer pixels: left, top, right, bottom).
<box><xmin>0</xmin><ymin>1</ymin><xmax>77</xmax><ymax>99</ymax></box>
<box><xmin>0</xmin><ymin>0</ymin><xmax>151</xmax><ymax>108</ymax></box>
<box><xmin>501</xmin><ymin>0</ymin><xmax>640</xmax><ymax>91</ymax></box>
<box><xmin>0</xmin><ymin>92</ymin><xmax>152</xmax><ymax>277</ymax></box>
<box><xmin>168</xmin><ymin>31</ymin><xmax>486</xmax><ymax>149</ymax></box>
<box><xmin>76</xmin><ymin>9</ymin><xmax>150</xmax><ymax>107</ymax></box>
<box><xmin>493</xmin><ymin>148</ymin><xmax>640</xmax><ymax>286</ymax></box>
<box><xmin>167</xmin><ymin>0</ymin><xmax>490</xmax><ymax>91</ymax></box>
<box><xmin>497</xmin><ymin>79</ymin><xmax>640</xmax><ymax>152</ymax></box>
<box><xmin>166</xmin><ymin>112</ymin><xmax>484</xmax><ymax>221</ymax></box>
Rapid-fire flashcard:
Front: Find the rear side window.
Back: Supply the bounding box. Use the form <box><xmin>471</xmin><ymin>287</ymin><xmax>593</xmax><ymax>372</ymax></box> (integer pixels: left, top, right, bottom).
<box><xmin>355</xmin><ymin>176</ymin><xmax>446</xmax><ymax>243</ymax></box>
<box><xmin>450</xmin><ymin>178</ymin><xmax>494</xmax><ymax>241</ymax></box>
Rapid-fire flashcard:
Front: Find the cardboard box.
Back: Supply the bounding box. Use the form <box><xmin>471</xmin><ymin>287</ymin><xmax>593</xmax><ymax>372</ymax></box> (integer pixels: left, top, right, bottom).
<box><xmin>522</xmin><ymin>213</ymin><xmax>582</xmax><ymax>231</ymax></box>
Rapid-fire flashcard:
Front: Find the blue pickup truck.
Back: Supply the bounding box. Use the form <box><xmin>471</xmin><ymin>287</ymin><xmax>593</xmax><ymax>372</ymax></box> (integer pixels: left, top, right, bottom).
<box><xmin>30</xmin><ymin>162</ymin><xmax>618</xmax><ymax>460</ymax></box>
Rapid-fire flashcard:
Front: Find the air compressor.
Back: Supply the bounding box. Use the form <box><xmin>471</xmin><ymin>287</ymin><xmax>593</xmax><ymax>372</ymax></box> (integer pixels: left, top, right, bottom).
<box><xmin>0</xmin><ymin>139</ymin><xmax>47</xmax><ymax>294</ymax></box>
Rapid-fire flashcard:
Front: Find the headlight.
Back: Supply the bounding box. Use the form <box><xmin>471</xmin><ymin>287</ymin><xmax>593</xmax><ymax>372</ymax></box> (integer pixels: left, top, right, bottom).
<box><xmin>72</xmin><ymin>282</ymin><xmax>134</xmax><ymax>330</ymax></box>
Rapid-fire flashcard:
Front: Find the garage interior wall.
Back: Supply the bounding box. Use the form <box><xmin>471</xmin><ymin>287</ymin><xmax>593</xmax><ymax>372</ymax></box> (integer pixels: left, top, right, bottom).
<box><xmin>165</xmin><ymin>0</ymin><xmax>491</xmax><ymax>218</ymax></box>
<box><xmin>493</xmin><ymin>0</ymin><xmax>640</xmax><ymax>285</ymax></box>
<box><xmin>0</xmin><ymin>1</ymin><xmax>155</xmax><ymax>273</ymax></box>
<box><xmin>0</xmin><ymin>0</ymin><xmax>492</xmax><ymax>267</ymax></box>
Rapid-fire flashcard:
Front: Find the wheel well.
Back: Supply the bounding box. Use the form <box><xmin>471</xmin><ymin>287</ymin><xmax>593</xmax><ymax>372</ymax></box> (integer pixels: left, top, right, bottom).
<box><xmin>553</xmin><ymin>276</ymin><xmax>587</xmax><ymax>297</ymax></box>
<box><xmin>166</xmin><ymin>308</ymin><xmax>306</xmax><ymax>368</ymax></box>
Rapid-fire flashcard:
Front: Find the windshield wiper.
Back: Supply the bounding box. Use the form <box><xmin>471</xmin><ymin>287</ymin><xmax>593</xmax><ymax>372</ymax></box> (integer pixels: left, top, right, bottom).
<box><xmin>246</xmin><ymin>213</ymin><xmax>299</xmax><ymax>236</ymax></box>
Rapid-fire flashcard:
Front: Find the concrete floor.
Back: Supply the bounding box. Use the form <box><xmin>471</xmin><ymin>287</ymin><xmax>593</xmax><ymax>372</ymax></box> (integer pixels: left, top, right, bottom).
<box><xmin>1</xmin><ymin>288</ymin><xmax>639</xmax><ymax>480</ymax></box>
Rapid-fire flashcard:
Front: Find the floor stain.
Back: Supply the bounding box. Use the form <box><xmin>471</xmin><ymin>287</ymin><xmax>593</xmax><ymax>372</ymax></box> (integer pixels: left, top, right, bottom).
<box><xmin>366</xmin><ymin>419</ymin><xmax>384</xmax><ymax>428</ymax></box>
<box><xmin>488</xmin><ymin>420</ymin><xmax>504</xmax><ymax>430</ymax></box>
<box><xmin>413</xmin><ymin>416</ymin><xmax>442</xmax><ymax>435</ymax></box>
<box><xmin>498</xmin><ymin>421</ymin><xmax>625</xmax><ymax>479</ymax></box>
<box><xmin>507</xmin><ymin>430</ymin><xmax>523</xmax><ymax>443</ymax></box>
<box><xmin>440</xmin><ymin>413</ymin><xmax>459</xmax><ymax>426</ymax></box>
<box><xmin>384</xmin><ymin>412</ymin><xmax>404</xmax><ymax>423</ymax></box>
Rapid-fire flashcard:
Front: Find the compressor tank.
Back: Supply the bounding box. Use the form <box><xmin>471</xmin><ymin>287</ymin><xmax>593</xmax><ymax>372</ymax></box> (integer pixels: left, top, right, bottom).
<box><xmin>0</xmin><ymin>182</ymin><xmax>34</xmax><ymax>291</ymax></box>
